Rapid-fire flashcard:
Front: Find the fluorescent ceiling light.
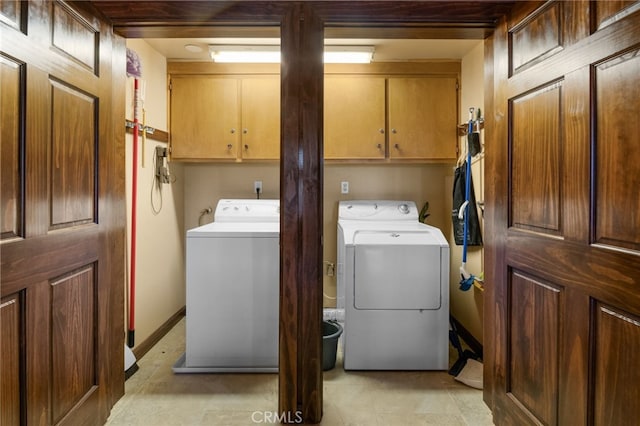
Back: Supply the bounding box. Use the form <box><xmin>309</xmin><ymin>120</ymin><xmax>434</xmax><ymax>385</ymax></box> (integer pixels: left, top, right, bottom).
<box><xmin>209</xmin><ymin>45</ymin><xmax>374</xmax><ymax>63</ymax></box>
<box><xmin>324</xmin><ymin>46</ymin><xmax>374</xmax><ymax>63</ymax></box>
<box><xmin>209</xmin><ymin>45</ymin><xmax>280</xmax><ymax>63</ymax></box>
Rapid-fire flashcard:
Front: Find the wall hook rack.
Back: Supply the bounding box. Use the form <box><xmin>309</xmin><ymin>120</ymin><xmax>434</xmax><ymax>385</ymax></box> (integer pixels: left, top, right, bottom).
<box><xmin>457</xmin><ymin>119</ymin><xmax>485</xmax><ymax>137</ymax></box>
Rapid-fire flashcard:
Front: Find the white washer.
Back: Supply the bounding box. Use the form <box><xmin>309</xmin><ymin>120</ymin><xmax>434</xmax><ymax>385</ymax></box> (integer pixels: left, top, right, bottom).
<box><xmin>173</xmin><ymin>199</ymin><xmax>279</xmax><ymax>373</ymax></box>
<box><xmin>337</xmin><ymin>200</ymin><xmax>450</xmax><ymax>370</ymax></box>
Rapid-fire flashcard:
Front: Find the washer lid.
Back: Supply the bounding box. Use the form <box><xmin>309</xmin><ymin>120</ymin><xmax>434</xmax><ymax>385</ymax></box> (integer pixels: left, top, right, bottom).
<box><xmin>214</xmin><ymin>199</ymin><xmax>280</xmax><ymax>222</ymax></box>
<box><xmin>187</xmin><ymin>221</ymin><xmax>279</xmax><ymax>238</ymax></box>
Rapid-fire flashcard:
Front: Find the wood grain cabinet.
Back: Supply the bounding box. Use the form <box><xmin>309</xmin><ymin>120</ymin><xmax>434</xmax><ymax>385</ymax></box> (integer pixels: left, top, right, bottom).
<box><xmin>388</xmin><ymin>76</ymin><xmax>458</xmax><ymax>160</ymax></box>
<box><xmin>240</xmin><ymin>77</ymin><xmax>280</xmax><ymax>160</ymax></box>
<box><xmin>170</xmin><ymin>69</ymin><xmax>457</xmax><ymax>162</ymax></box>
<box><xmin>170</xmin><ymin>75</ymin><xmax>280</xmax><ymax>160</ymax></box>
<box><xmin>324</xmin><ymin>76</ymin><xmax>386</xmax><ymax>159</ymax></box>
<box><xmin>170</xmin><ymin>75</ymin><xmax>240</xmax><ymax>160</ymax></box>
<box><xmin>324</xmin><ymin>75</ymin><xmax>458</xmax><ymax>161</ymax></box>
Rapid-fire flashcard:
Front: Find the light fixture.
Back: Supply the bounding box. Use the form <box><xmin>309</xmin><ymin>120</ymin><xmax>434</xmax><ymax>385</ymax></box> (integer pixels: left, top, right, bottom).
<box><xmin>184</xmin><ymin>43</ymin><xmax>204</xmax><ymax>53</ymax></box>
<box><xmin>209</xmin><ymin>45</ymin><xmax>280</xmax><ymax>63</ymax></box>
<box><xmin>324</xmin><ymin>46</ymin><xmax>374</xmax><ymax>64</ymax></box>
<box><xmin>209</xmin><ymin>45</ymin><xmax>374</xmax><ymax>64</ymax></box>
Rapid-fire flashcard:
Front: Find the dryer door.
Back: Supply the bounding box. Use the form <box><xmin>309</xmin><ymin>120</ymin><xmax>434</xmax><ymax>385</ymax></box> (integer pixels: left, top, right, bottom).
<box><xmin>353</xmin><ymin>231</ymin><xmax>442</xmax><ymax>310</ymax></box>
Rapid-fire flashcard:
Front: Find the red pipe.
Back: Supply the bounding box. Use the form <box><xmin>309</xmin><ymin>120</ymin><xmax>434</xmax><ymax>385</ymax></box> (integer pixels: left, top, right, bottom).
<box><xmin>128</xmin><ymin>78</ymin><xmax>139</xmax><ymax>348</ymax></box>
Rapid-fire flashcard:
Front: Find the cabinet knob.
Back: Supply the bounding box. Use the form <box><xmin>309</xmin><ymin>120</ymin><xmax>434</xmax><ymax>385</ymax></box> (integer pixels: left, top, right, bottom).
<box><xmin>227</xmin><ymin>144</ymin><xmax>233</xmax><ymax>150</ymax></box>
<box><xmin>243</xmin><ymin>128</ymin><xmax>248</xmax><ymax>134</ymax></box>
<box><xmin>391</xmin><ymin>128</ymin><xmax>397</xmax><ymax>134</ymax></box>
<box><xmin>244</xmin><ymin>144</ymin><xmax>249</xmax><ymax>150</ymax></box>
<box><xmin>394</xmin><ymin>143</ymin><xmax>400</xmax><ymax>149</ymax></box>
<box><xmin>379</xmin><ymin>128</ymin><xmax>385</xmax><ymax>134</ymax></box>
<box><xmin>230</xmin><ymin>128</ymin><xmax>236</xmax><ymax>134</ymax></box>
<box><xmin>376</xmin><ymin>143</ymin><xmax>382</xmax><ymax>149</ymax></box>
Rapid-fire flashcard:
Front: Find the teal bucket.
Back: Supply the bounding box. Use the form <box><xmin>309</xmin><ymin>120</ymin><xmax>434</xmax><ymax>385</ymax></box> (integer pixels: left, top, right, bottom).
<box><xmin>322</xmin><ymin>321</ymin><xmax>343</xmax><ymax>371</ymax></box>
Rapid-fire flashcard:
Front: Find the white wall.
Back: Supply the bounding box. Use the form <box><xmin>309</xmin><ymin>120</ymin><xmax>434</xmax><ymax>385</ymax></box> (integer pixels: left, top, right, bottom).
<box><xmin>125</xmin><ymin>40</ymin><xmax>185</xmax><ymax>349</ymax></box>
<box><xmin>448</xmin><ymin>40</ymin><xmax>485</xmax><ymax>343</ymax></box>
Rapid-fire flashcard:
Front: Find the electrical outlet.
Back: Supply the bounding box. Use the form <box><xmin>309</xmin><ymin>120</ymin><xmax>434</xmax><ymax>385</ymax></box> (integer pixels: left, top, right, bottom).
<box><xmin>254</xmin><ymin>180</ymin><xmax>263</xmax><ymax>194</ymax></box>
<box><xmin>325</xmin><ymin>262</ymin><xmax>335</xmax><ymax>277</ymax></box>
<box><xmin>341</xmin><ymin>181</ymin><xmax>349</xmax><ymax>194</ymax></box>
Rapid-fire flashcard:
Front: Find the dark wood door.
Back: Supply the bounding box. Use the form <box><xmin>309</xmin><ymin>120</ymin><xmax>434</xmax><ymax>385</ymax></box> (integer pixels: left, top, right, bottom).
<box><xmin>485</xmin><ymin>1</ymin><xmax>640</xmax><ymax>424</ymax></box>
<box><xmin>1</xmin><ymin>1</ymin><xmax>125</xmax><ymax>425</ymax></box>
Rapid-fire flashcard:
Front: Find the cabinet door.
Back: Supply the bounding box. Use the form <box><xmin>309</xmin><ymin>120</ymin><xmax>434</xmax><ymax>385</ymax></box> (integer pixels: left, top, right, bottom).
<box><xmin>170</xmin><ymin>76</ymin><xmax>239</xmax><ymax>160</ymax></box>
<box><xmin>388</xmin><ymin>77</ymin><xmax>458</xmax><ymax>160</ymax></box>
<box><xmin>324</xmin><ymin>76</ymin><xmax>386</xmax><ymax>159</ymax></box>
<box><xmin>241</xmin><ymin>77</ymin><xmax>280</xmax><ymax>160</ymax></box>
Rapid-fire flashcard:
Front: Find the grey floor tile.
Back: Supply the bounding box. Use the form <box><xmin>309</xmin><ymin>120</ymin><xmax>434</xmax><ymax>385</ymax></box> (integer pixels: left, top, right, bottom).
<box><xmin>107</xmin><ymin>319</ymin><xmax>493</xmax><ymax>425</ymax></box>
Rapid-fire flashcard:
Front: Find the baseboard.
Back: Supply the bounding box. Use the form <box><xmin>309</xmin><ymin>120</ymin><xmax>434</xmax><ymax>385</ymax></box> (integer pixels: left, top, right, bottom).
<box><xmin>450</xmin><ymin>315</ymin><xmax>483</xmax><ymax>359</ymax></box>
<box><xmin>132</xmin><ymin>306</ymin><xmax>186</xmax><ymax>361</ymax></box>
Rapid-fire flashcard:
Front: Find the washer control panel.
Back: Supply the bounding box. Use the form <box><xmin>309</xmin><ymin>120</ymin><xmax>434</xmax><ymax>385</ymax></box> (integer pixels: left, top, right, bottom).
<box><xmin>214</xmin><ymin>199</ymin><xmax>280</xmax><ymax>222</ymax></box>
<box><xmin>338</xmin><ymin>200</ymin><xmax>418</xmax><ymax>221</ymax></box>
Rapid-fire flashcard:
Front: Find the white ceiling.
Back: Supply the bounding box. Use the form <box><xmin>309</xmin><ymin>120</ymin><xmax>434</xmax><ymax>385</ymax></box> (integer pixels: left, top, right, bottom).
<box><xmin>144</xmin><ymin>38</ymin><xmax>483</xmax><ymax>62</ymax></box>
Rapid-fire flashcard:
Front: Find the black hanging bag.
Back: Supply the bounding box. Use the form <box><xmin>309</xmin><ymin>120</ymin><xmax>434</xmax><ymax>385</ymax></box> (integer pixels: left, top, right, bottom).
<box><xmin>452</xmin><ymin>162</ymin><xmax>483</xmax><ymax>246</ymax></box>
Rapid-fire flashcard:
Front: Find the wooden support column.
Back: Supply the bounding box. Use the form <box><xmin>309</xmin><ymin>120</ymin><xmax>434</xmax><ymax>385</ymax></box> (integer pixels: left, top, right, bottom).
<box><xmin>279</xmin><ymin>2</ymin><xmax>324</xmax><ymax>424</ymax></box>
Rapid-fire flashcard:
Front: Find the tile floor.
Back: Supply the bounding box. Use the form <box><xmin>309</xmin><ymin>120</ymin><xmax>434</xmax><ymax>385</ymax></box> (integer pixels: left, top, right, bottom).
<box><xmin>106</xmin><ymin>318</ymin><xmax>493</xmax><ymax>425</ymax></box>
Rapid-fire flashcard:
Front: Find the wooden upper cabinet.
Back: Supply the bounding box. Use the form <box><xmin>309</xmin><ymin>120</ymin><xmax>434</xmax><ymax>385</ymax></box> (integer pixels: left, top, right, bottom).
<box><xmin>170</xmin><ymin>75</ymin><xmax>240</xmax><ymax>160</ymax></box>
<box><xmin>240</xmin><ymin>77</ymin><xmax>280</xmax><ymax>160</ymax></box>
<box><xmin>388</xmin><ymin>76</ymin><xmax>458</xmax><ymax>160</ymax></box>
<box><xmin>170</xmin><ymin>75</ymin><xmax>279</xmax><ymax>161</ymax></box>
<box><xmin>168</xmin><ymin>64</ymin><xmax>459</xmax><ymax>162</ymax></box>
<box><xmin>324</xmin><ymin>76</ymin><xmax>386</xmax><ymax>159</ymax></box>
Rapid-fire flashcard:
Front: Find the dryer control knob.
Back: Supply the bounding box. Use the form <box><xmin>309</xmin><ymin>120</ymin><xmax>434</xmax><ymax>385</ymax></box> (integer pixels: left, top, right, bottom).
<box><xmin>398</xmin><ymin>203</ymin><xmax>410</xmax><ymax>214</ymax></box>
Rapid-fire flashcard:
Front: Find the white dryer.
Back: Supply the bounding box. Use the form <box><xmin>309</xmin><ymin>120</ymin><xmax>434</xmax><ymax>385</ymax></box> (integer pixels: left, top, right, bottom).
<box><xmin>173</xmin><ymin>199</ymin><xmax>279</xmax><ymax>373</ymax></box>
<box><xmin>337</xmin><ymin>200</ymin><xmax>450</xmax><ymax>370</ymax></box>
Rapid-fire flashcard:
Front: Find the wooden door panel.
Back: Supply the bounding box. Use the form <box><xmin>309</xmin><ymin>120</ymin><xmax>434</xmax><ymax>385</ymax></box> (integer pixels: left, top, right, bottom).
<box><xmin>508</xmin><ymin>271</ymin><xmax>560</xmax><ymax>426</ymax></box>
<box><xmin>51</xmin><ymin>1</ymin><xmax>99</xmax><ymax>72</ymax></box>
<box><xmin>0</xmin><ymin>0</ymin><xmax>25</xmax><ymax>30</ymax></box>
<box><xmin>1</xmin><ymin>294</ymin><xmax>23</xmax><ymax>425</ymax></box>
<box><xmin>510</xmin><ymin>81</ymin><xmax>562</xmax><ymax>234</ymax></box>
<box><xmin>51</xmin><ymin>266</ymin><xmax>97</xmax><ymax>423</ymax></box>
<box><xmin>50</xmin><ymin>80</ymin><xmax>97</xmax><ymax>228</ymax></box>
<box><xmin>487</xmin><ymin>2</ymin><xmax>640</xmax><ymax>425</ymax></box>
<box><xmin>1</xmin><ymin>1</ymin><xmax>124</xmax><ymax>424</ymax></box>
<box><xmin>593</xmin><ymin>304</ymin><xmax>640</xmax><ymax>425</ymax></box>
<box><xmin>0</xmin><ymin>55</ymin><xmax>23</xmax><ymax>240</ymax></box>
<box><xmin>594</xmin><ymin>1</ymin><xmax>640</xmax><ymax>30</ymax></box>
<box><xmin>509</xmin><ymin>1</ymin><xmax>563</xmax><ymax>75</ymax></box>
<box><xmin>594</xmin><ymin>48</ymin><xmax>640</xmax><ymax>252</ymax></box>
